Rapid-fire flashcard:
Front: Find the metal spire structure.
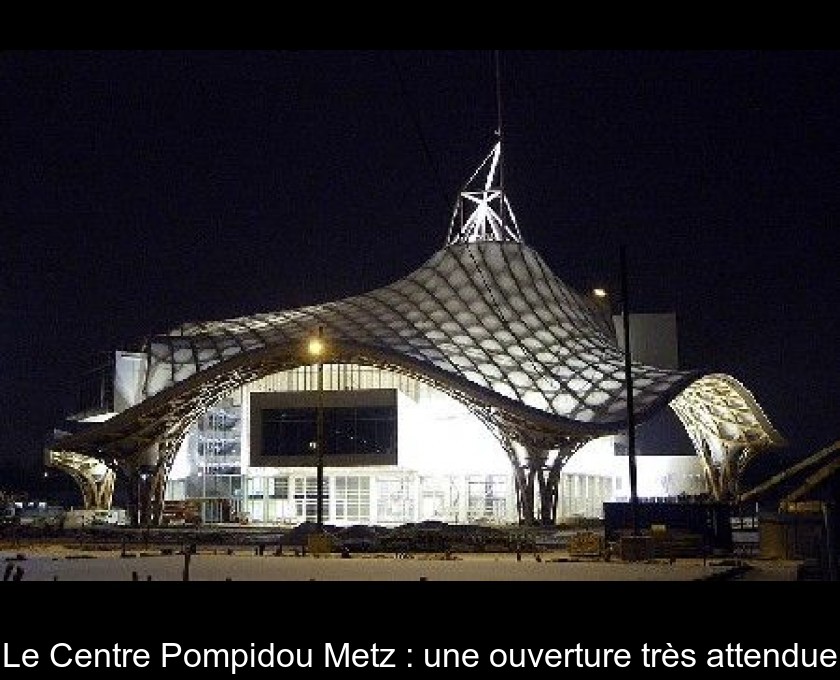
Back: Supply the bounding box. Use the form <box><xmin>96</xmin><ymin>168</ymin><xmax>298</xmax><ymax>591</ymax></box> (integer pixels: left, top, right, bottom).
<box><xmin>446</xmin><ymin>142</ymin><xmax>522</xmax><ymax>245</ymax></box>
<box><xmin>446</xmin><ymin>52</ymin><xmax>519</xmax><ymax>246</ymax></box>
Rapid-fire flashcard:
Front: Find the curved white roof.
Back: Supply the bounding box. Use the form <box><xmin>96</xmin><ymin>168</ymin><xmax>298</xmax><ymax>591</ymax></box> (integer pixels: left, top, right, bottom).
<box><xmin>144</xmin><ymin>240</ymin><xmax>697</xmax><ymax>435</ymax></box>
<box><xmin>51</xmin><ymin>142</ymin><xmax>785</xmax><ymax>477</ymax></box>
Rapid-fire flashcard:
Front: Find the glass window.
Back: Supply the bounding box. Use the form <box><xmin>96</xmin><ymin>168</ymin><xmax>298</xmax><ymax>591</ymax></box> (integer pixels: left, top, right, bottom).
<box><xmin>293</xmin><ymin>476</ymin><xmax>327</xmax><ymax>523</ymax></box>
<box><xmin>261</xmin><ymin>405</ymin><xmax>396</xmax><ymax>458</ymax></box>
<box><xmin>376</xmin><ymin>477</ymin><xmax>414</xmax><ymax>524</ymax></box>
<box><xmin>467</xmin><ymin>475</ymin><xmax>507</xmax><ymax>522</ymax></box>
<box><xmin>334</xmin><ymin>476</ymin><xmax>370</xmax><ymax>523</ymax></box>
<box><xmin>269</xmin><ymin>476</ymin><xmax>289</xmax><ymax>499</ymax></box>
<box><xmin>247</xmin><ymin>477</ymin><xmax>264</xmax><ymax>500</ymax></box>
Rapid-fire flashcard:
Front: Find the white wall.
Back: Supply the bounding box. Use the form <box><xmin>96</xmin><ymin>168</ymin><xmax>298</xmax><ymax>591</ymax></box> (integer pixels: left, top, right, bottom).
<box><xmin>114</xmin><ymin>351</ymin><xmax>147</xmax><ymax>412</ymax></box>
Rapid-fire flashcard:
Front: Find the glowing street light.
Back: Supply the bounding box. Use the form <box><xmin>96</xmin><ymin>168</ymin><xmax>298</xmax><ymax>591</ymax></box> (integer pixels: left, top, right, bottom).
<box><xmin>591</xmin><ymin>287</ymin><xmax>613</xmax><ymax>326</ymax></box>
<box><xmin>308</xmin><ymin>335</ymin><xmax>324</xmax><ymax>358</ymax></box>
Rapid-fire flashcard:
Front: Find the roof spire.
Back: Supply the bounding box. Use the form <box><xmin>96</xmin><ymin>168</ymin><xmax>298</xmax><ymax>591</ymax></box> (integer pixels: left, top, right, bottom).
<box><xmin>447</xmin><ymin>53</ymin><xmax>521</xmax><ymax>246</ymax></box>
<box><xmin>447</xmin><ymin>141</ymin><xmax>522</xmax><ymax>245</ymax></box>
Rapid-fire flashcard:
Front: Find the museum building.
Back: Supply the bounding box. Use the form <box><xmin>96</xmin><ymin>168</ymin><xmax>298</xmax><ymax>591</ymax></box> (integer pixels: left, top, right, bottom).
<box><xmin>46</xmin><ymin>143</ymin><xmax>786</xmax><ymax>526</ymax></box>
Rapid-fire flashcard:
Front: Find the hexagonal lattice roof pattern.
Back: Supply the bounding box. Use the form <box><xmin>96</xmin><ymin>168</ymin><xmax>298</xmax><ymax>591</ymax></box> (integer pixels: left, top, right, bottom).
<box><xmin>143</xmin><ymin>240</ymin><xmax>699</xmax><ymax>435</ymax></box>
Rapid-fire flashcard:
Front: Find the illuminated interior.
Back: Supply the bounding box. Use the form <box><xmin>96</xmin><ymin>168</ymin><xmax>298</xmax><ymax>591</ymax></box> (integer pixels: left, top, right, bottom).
<box><xmin>164</xmin><ymin>364</ymin><xmax>625</xmax><ymax>525</ymax></box>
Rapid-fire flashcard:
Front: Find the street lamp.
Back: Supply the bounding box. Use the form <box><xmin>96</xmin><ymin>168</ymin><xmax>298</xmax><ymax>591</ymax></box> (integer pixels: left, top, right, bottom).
<box><xmin>619</xmin><ymin>245</ymin><xmax>639</xmax><ymax>537</ymax></box>
<box><xmin>593</xmin><ymin>268</ymin><xmax>639</xmax><ymax>538</ymax></box>
<box><xmin>308</xmin><ymin>326</ymin><xmax>325</xmax><ymax>531</ymax></box>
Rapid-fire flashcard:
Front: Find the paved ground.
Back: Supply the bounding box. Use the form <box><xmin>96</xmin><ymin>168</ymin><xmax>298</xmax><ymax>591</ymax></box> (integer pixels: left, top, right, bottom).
<box><xmin>0</xmin><ymin>545</ymin><xmax>802</xmax><ymax>581</ymax></box>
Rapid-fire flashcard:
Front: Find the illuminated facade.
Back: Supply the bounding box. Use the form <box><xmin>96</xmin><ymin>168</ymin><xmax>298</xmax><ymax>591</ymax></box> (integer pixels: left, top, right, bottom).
<box><xmin>46</xmin><ymin>143</ymin><xmax>786</xmax><ymax>526</ymax></box>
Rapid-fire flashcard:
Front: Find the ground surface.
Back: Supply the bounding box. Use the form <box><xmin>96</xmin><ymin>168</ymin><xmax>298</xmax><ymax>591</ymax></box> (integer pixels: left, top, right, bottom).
<box><xmin>0</xmin><ymin>542</ymin><xmax>800</xmax><ymax>582</ymax></box>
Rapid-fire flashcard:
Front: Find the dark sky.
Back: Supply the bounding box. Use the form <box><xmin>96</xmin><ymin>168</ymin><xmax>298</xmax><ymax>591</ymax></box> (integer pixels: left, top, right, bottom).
<box><xmin>2</xmin><ymin>49</ymin><xmax>839</xmax><ymax>485</ymax></box>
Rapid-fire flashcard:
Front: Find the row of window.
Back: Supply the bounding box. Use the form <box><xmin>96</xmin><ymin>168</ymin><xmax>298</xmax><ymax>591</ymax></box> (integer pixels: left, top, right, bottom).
<box><xmin>197</xmin><ymin>440</ymin><xmax>240</xmax><ymax>457</ymax></box>
<box><xmin>235</xmin><ymin>474</ymin><xmax>510</xmax><ymax>524</ymax></box>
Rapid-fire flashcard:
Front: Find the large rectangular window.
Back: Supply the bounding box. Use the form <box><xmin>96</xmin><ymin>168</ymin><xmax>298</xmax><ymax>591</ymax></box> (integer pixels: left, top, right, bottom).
<box><xmin>262</xmin><ymin>406</ymin><xmax>396</xmax><ymax>458</ymax></box>
<box><xmin>251</xmin><ymin>389</ymin><xmax>398</xmax><ymax>467</ymax></box>
<box><xmin>262</xmin><ymin>408</ymin><xmax>317</xmax><ymax>457</ymax></box>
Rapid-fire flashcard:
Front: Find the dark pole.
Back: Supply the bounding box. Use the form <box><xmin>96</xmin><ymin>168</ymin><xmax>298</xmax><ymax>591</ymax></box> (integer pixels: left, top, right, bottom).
<box><xmin>135</xmin><ymin>470</ymin><xmax>142</xmax><ymax>528</ymax></box>
<box><xmin>315</xmin><ymin>326</ymin><xmax>325</xmax><ymax>532</ymax></box>
<box><xmin>620</xmin><ymin>244</ymin><xmax>639</xmax><ymax>536</ymax></box>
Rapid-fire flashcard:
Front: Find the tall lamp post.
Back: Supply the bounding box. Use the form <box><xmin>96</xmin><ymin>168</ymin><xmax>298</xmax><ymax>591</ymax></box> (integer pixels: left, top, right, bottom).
<box><xmin>307</xmin><ymin>327</ymin><xmax>325</xmax><ymax>532</ymax></box>
<box><xmin>619</xmin><ymin>244</ymin><xmax>639</xmax><ymax>537</ymax></box>
<box><xmin>134</xmin><ymin>464</ymin><xmax>154</xmax><ymax>529</ymax></box>
<box><xmin>593</xmin><ymin>253</ymin><xmax>639</xmax><ymax>541</ymax></box>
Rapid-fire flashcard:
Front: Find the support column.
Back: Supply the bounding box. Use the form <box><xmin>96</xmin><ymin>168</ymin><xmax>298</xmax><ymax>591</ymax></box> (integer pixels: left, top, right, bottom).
<box><xmin>540</xmin><ymin>441</ymin><xmax>584</xmax><ymax>525</ymax></box>
<box><xmin>92</xmin><ymin>470</ymin><xmax>116</xmax><ymax>509</ymax></box>
<box><xmin>721</xmin><ymin>444</ymin><xmax>748</xmax><ymax>503</ymax></box>
<box><xmin>515</xmin><ymin>447</ymin><xmax>545</xmax><ymax>526</ymax></box>
<box><xmin>499</xmin><ymin>432</ymin><xmax>588</xmax><ymax>526</ymax></box>
<box><xmin>699</xmin><ymin>443</ymin><xmax>744</xmax><ymax>503</ymax></box>
<box><xmin>520</xmin><ymin>446</ymin><xmax>549</xmax><ymax>526</ymax></box>
<box><xmin>148</xmin><ymin>431</ymin><xmax>188</xmax><ymax>526</ymax></box>
<box><xmin>149</xmin><ymin>465</ymin><xmax>169</xmax><ymax>526</ymax></box>
<box><xmin>511</xmin><ymin>460</ymin><xmax>532</xmax><ymax>525</ymax></box>
<box><xmin>45</xmin><ymin>450</ymin><xmax>116</xmax><ymax>510</ymax></box>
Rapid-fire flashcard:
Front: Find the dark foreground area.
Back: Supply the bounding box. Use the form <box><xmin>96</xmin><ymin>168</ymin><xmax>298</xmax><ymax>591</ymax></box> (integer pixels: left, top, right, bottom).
<box><xmin>0</xmin><ymin>520</ymin><xmax>806</xmax><ymax>581</ymax></box>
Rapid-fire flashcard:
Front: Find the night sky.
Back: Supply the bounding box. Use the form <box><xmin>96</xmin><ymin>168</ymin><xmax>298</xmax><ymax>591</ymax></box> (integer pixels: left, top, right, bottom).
<box><xmin>2</xmin><ymin>50</ymin><xmax>840</xmax><ymax>490</ymax></box>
